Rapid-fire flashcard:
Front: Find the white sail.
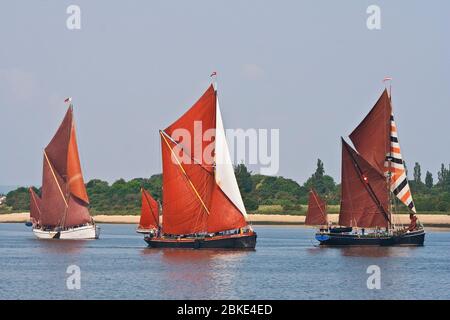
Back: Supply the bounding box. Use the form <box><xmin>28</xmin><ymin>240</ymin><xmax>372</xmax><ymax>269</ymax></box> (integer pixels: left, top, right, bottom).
<box><xmin>214</xmin><ymin>98</ymin><xmax>248</xmax><ymax>219</ymax></box>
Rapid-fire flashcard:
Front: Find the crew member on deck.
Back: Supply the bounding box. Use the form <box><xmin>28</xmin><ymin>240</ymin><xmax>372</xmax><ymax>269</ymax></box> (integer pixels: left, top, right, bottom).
<box><xmin>408</xmin><ymin>214</ymin><xmax>418</xmax><ymax>231</ymax></box>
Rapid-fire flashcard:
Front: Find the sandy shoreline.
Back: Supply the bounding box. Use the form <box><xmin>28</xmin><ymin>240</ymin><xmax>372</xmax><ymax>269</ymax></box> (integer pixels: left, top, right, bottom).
<box><xmin>1</xmin><ymin>212</ymin><xmax>450</xmax><ymax>229</ymax></box>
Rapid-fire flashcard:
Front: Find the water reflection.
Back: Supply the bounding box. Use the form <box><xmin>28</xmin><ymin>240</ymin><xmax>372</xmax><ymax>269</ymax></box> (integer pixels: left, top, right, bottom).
<box><xmin>141</xmin><ymin>249</ymin><xmax>253</xmax><ymax>299</ymax></box>
<box><xmin>339</xmin><ymin>246</ymin><xmax>397</xmax><ymax>258</ymax></box>
<box><xmin>341</xmin><ymin>246</ymin><xmax>423</xmax><ymax>258</ymax></box>
<box><xmin>141</xmin><ymin>248</ymin><xmax>253</xmax><ymax>260</ymax></box>
<box><xmin>307</xmin><ymin>245</ymin><xmax>420</xmax><ymax>258</ymax></box>
<box><xmin>164</xmin><ymin>249</ymin><xmax>250</xmax><ymax>261</ymax></box>
<box><xmin>38</xmin><ymin>239</ymin><xmax>87</xmax><ymax>255</ymax></box>
<box><xmin>2</xmin><ymin>223</ymin><xmax>448</xmax><ymax>299</ymax></box>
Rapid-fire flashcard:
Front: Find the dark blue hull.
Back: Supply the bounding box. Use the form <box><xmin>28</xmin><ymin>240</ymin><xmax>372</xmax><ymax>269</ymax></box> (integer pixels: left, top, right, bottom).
<box><xmin>145</xmin><ymin>233</ymin><xmax>257</xmax><ymax>249</ymax></box>
<box><xmin>316</xmin><ymin>229</ymin><xmax>425</xmax><ymax>246</ymax></box>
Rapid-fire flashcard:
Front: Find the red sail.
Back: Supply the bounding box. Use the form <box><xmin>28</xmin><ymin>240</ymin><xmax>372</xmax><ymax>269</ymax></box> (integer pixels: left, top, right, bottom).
<box><xmin>161</xmin><ymin>134</ymin><xmax>212</xmax><ymax>235</ymax></box>
<box><xmin>164</xmin><ymin>85</ymin><xmax>216</xmax><ymax>174</ymax></box>
<box><xmin>64</xmin><ymin>196</ymin><xmax>92</xmax><ymax>227</ymax></box>
<box><xmin>29</xmin><ymin>188</ymin><xmax>42</xmax><ymax>224</ymax></box>
<box><xmin>40</xmin><ymin>157</ymin><xmax>67</xmax><ymax>226</ymax></box>
<box><xmin>305</xmin><ymin>189</ymin><xmax>328</xmax><ymax>226</ymax></box>
<box><xmin>40</xmin><ymin>105</ymin><xmax>92</xmax><ymax>228</ymax></box>
<box><xmin>339</xmin><ymin>139</ymin><xmax>390</xmax><ymax>228</ymax></box>
<box><xmin>349</xmin><ymin>89</ymin><xmax>392</xmax><ymax>175</ymax></box>
<box><xmin>208</xmin><ymin>185</ymin><xmax>247</xmax><ymax>233</ymax></box>
<box><xmin>45</xmin><ymin>107</ymin><xmax>72</xmax><ymax>178</ymax></box>
<box><xmin>161</xmin><ymin>85</ymin><xmax>247</xmax><ymax>235</ymax></box>
<box><xmin>139</xmin><ymin>188</ymin><xmax>159</xmax><ymax>230</ymax></box>
<box><xmin>67</xmin><ymin>123</ymin><xmax>89</xmax><ymax>204</ymax></box>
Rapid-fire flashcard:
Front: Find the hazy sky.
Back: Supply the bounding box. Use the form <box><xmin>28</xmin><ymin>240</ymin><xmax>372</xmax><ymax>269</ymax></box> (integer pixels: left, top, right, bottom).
<box><xmin>1</xmin><ymin>0</ymin><xmax>449</xmax><ymax>187</ymax></box>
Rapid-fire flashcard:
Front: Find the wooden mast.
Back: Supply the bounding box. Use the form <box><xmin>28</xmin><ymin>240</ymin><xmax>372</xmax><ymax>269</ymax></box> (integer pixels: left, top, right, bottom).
<box><xmin>385</xmin><ymin>78</ymin><xmax>394</xmax><ymax>232</ymax></box>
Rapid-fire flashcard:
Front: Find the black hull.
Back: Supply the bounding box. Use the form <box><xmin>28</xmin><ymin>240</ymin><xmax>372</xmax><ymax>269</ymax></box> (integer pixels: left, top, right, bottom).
<box><xmin>316</xmin><ymin>229</ymin><xmax>425</xmax><ymax>246</ymax></box>
<box><xmin>144</xmin><ymin>233</ymin><xmax>257</xmax><ymax>249</ymax></box>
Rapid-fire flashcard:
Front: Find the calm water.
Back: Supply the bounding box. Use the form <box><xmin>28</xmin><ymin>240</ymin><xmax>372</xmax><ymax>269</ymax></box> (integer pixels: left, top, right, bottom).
<box><xmin>0</xmin><ymin>223</ymin><xmax>449</xmax><ymax>300</ymax></box>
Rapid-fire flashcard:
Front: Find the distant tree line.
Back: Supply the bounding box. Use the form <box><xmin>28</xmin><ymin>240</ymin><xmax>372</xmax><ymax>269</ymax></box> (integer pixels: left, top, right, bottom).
<box><xmin>1</xmin><ymin>175</ymin><xmax>162</xmax><ymax>215</ymax></box>
<box><xmin>2</xmin><ymin>161</ymin><xmax>450</xmax><ymax>214</ymax></box>
<box><xmin>409</xmin><ymin>162</ymin><xmax>450</xmax><ymax>212</ymax></box>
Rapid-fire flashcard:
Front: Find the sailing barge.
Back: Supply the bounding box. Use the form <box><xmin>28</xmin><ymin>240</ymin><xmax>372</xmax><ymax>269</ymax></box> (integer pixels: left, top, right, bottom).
<box><xmin>136</xmin><ymin>187</ymin><xmax>160</xmax><ymax>234</ymax></box>
<box><xmin>144</xmin><ymin>82</ymin><xmax>256</xmax><ymax>249</ymax></box>
<box><xmin>305</xmin><ymin>189</ymin><xmax>328</xmax><ymax>227</ymax></box>
<box><xmin>314</xmin><ymin>88</ymin><xmax>425</xmax><ymax>246</ymax></box>
<box><xmin>29</xmin><ymin>103</ymin><xmax>99</xmax><ymax>240</ymax></box>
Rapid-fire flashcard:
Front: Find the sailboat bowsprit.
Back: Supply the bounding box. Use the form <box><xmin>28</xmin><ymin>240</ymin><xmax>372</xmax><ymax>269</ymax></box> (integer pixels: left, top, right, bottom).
<box><xmin>144</xmin><ymin>83</ymin><xmax>257</xmax><ymax>249</ymax></box>
<box><xmin>315</xmin><ymin>88</ymin><xmax>425</xmax><ymax>246</ymax></box>
<box><xmin>29</xmin><ymin>104</ymin><xmax>99</xmax><ymax>240</ymax></box>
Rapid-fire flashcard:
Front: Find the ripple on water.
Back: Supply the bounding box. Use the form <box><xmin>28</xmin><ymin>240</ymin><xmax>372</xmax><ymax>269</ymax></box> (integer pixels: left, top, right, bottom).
<box><xmin>0</xmin><ymin>224</ymin><xmax>449</xmax><ymax>300</ymax></box>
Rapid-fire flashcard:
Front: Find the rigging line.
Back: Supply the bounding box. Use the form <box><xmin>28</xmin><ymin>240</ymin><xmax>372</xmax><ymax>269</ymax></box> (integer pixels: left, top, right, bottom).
<box><xmin>160</xmin><ymin>130</ymin><xmax>214</xmax><ymax>175</ymax></box>
<box><xmin>160</xmin><ymin>131</ymin><xmax>210</xmax><ymax>215</ymax></box>
<box><xmin>345</xmin><ymin>143</ymin><xmax>391</xmax><ymax>224</ymax></box>
<box><xmin>142</xmin><ymin>188</ymin><xmax>159</xmax><ymax>227</ymax></box>
<box><xmin>43</xmin><ymin>151</ymin><xmax>68</xmax><ymax>208</ymax></box>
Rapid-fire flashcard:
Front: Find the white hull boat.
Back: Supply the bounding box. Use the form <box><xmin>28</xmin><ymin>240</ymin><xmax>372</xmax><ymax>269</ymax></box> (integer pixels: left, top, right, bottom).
<box><xmin>29</xmin><ymin>104</ymin><xmax>100</xmax><ymax>240</ymax></box>
<box><xmin>33</xmin><ymin>224</ymin><xmax>100</xmax><ymax>240</ymax></box>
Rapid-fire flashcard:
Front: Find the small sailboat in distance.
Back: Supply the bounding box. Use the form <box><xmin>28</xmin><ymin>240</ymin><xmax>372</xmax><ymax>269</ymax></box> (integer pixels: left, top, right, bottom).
<box><xmin>29</xmin><ymin>187</ymin><xmax>42</xmax><ymax>226</ymax></box>
<box><xmin>144</xmin><ymin>78</ymin><xmax>257</xmax><ymax>249</ymax></box>
<box><xmin>305</xmin><ymin>189</ymin><xmax>328</xmax><ymax>227</ymax></box>
<box><xmin>29</xmin><ymin>101</ymin><xmax>99</xmax><ymax>240</ymax></box>
<box><xmin>305</xmin><ymin>189</ymin><xmax>340</xmax><ymax>239</ymax></box>
<box><xmin>315</xmin><ymin>85</ymin><xmax>425</xmax><ymax>246</ymax></box>
<box><xmin>136</xmin><ymin>187</ymin><xmax>160</xmax><ymax>234</ymax></box>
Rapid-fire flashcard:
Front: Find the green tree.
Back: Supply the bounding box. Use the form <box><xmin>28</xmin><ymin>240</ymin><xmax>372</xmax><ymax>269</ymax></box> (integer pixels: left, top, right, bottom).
<box><xmin>314</xmin><ymin>159</ymin><xmax>325</xmax><ymax>179</ymax></box>
<box><xmin>242</xmin><ymin>195</ymin><xmax>258</xmax><ymax>211</ymax></box>
<box><xmin>142</xmin><ymin>174</ymin><xmax>162</xmax><ymax>201</ymax></box>
<box><xmin>437</xmin><ymin>164</ymin><xmax>450</xmax><ymax>192</ymax></box>
<box><xmin>250</xmin><ymin>174</ymin><xmax>305</xmax><ymax>207</ymax></box>
<box><xmin>438</xmin><ymin>164</ymin><xmax>448</xmax><ymax>184</ymax></box>
<box><xmin>234</xmin><ymin>163</ymin><xmax>253</xmax><ymax>194</ymax></box>
<box><xmin>5</xmin><ymin>187</ymin><xmax>34</xmax><ymax>211</ymax></box>
<box><xmin>413</xmin><ymin>162</ymin><xmax>422</xmax><ymax>183</ymax></box>
<box><xmin>304</xmin><ymin>159</ymin><xmax>337</xmax><ymax>197</ymax></box>
<box><xmin>425</xmin><ymin>171</ymin><xmax>433</xmax><ymax>189</ymax></box>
